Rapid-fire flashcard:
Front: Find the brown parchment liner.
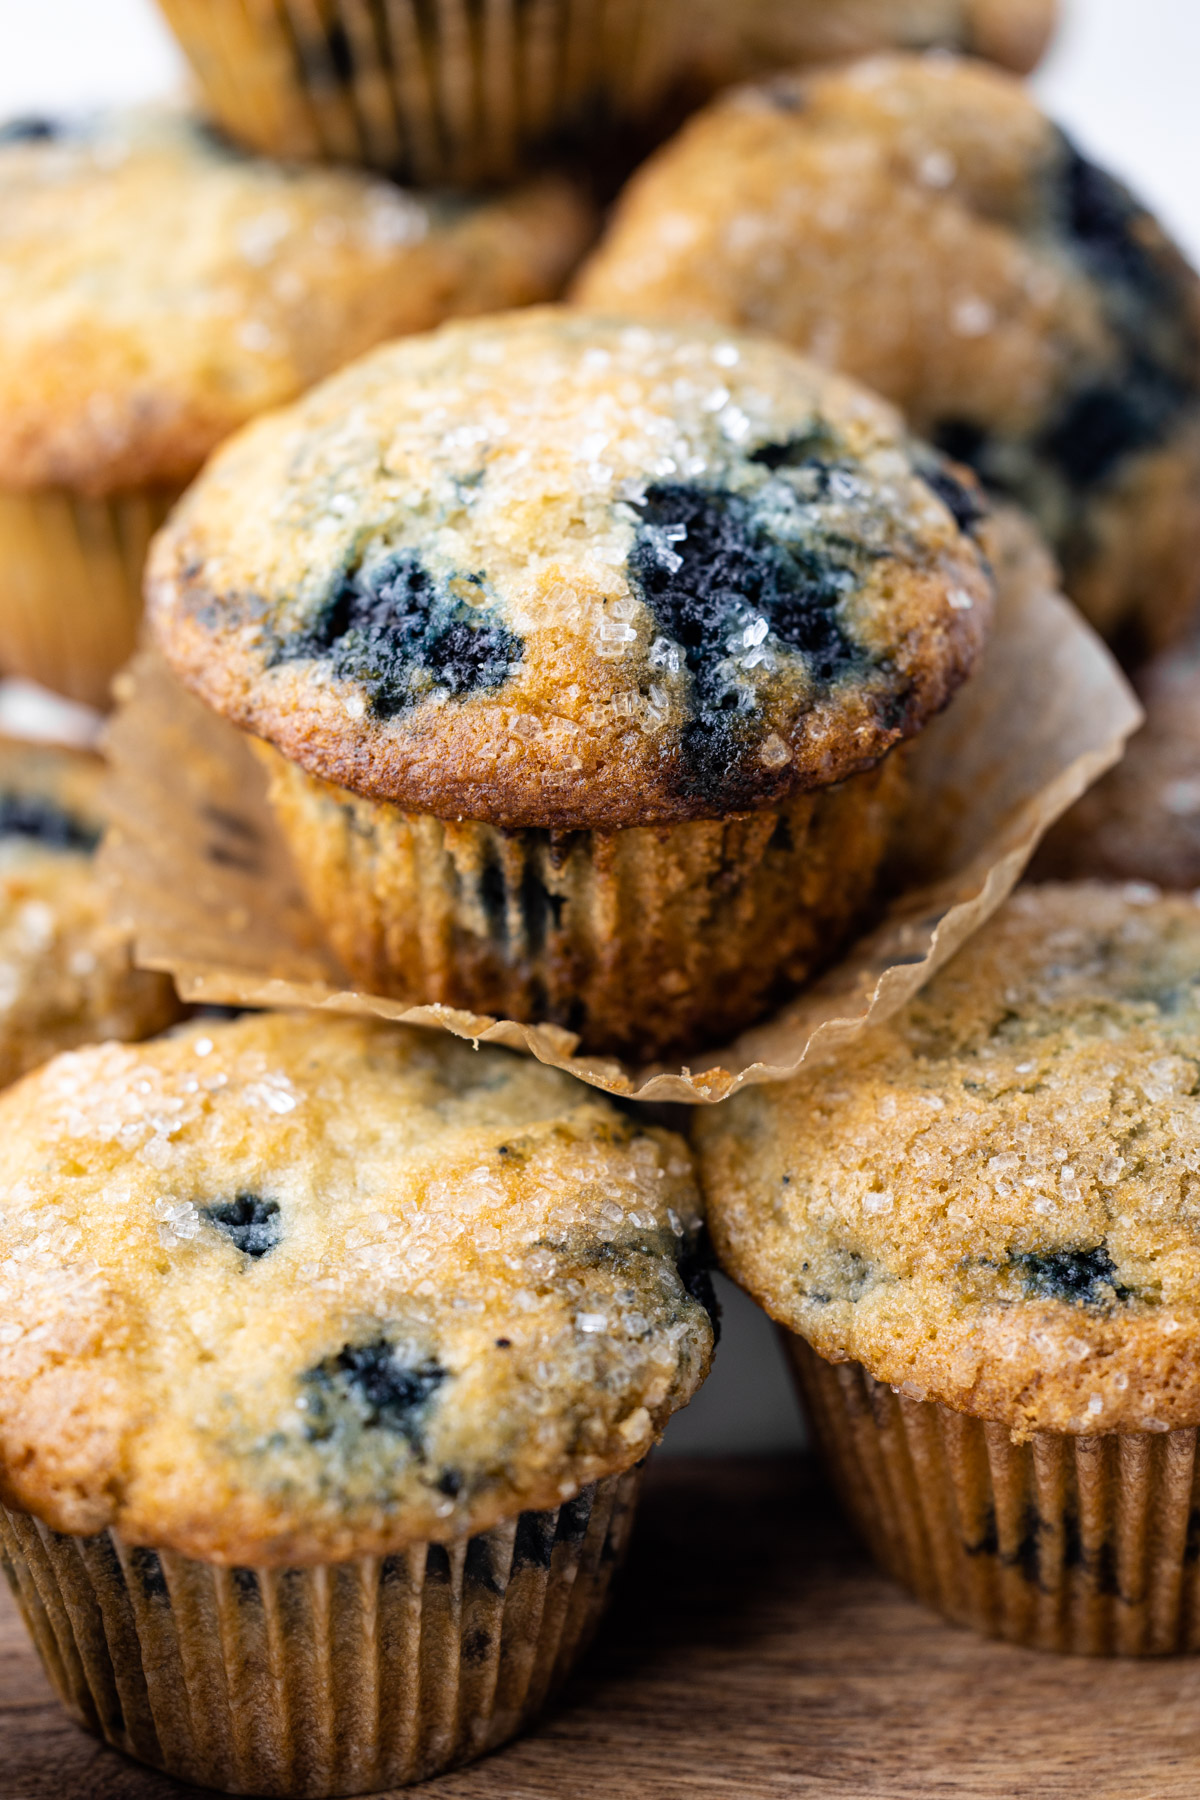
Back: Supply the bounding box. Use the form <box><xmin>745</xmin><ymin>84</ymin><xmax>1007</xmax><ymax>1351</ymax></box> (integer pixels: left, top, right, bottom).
<box><xmin>0</xmin><ymin>1466</ymin><xmax>642</xmax><ymax>1794</ymax></box>
<box><xmin>99</xmin><ymin>510</ymin><xmax>1141</xmax><ymax>1104</ymax></box>
<box><xmin>791</xmin><ymin>1341</ymin><xmax>1200</xmax><ymax>1656</ymax></box>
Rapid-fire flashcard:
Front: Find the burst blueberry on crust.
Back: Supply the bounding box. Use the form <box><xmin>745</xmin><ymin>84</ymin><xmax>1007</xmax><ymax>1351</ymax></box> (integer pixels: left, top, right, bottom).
<box><xmin>0</xmin><ymin>1013</ymin><xmax>713</xmax><ymax>1560</ymax></box>
<box><xmin>575</xmin><ymin>56</ymin><xmax>1200</xmax><ymax>653</ymax></box>
<box><xmin>148</xmin><ymin>308</ymin><xmax>992</xmax><ymax>833</ymax></box>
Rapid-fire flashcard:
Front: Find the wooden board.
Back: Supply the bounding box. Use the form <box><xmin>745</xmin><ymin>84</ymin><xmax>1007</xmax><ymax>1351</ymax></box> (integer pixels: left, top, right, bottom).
<box><xmin>3</xmin><ymin>1455</ymin><xmax>1200</xmax><ymax>1799</ymax></box>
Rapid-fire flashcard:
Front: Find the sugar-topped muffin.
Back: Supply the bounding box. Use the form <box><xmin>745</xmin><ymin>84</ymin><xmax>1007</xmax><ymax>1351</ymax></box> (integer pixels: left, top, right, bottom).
<box><xmin>0</xmin><ymin>737</ymin><xmax>180</xmax><ymax>1084</ymax></box>
<box><xmin>0</xmin><ymin>110</ymin><xmax>594</xmax><ymax>705</ymax></box>
<box><xmin>698</xmin><ymin>884</ymin><xmax>1200</xmax><ymax>1653</ymax></box>
<box><xmin>1033</xmin><ymin>634</ymin><xmax>1200</xmax><ymax>890</ymax></box>
<box><xmin>576</xmin><ymin>55</ymin><xmax>1200</xmax><ymax>655</ymax></box>
<box><xmin>148</xmin><ymin>307</ymin><xmax>992</xmax><ymax>1059</ymax></box>
<box><xmin>0</xmin><ymin>1011</ymin><xmax>713</xmax><ymax>1787</ymax></box>
<box><xmin>701</xmin><ymin>883</ymin><xmax>1200</xmax><ymax>1433</ymax></box>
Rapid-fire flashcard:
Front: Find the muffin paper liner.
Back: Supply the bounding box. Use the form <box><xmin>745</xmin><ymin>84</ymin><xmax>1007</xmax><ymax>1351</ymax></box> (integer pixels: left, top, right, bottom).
<box><xmin>0</xmin><ymin>487</ymin><xmax>177</xmax><ymax>710</ymax></box>
<box><xmin>158</xmin><ymin>0</ymin><xmax>688</xmax><ymax>184</ymax></box>
<box><xmin>790</xmin><ymin>1338</ymin><xmax>1200</xmax><ymax>1656</ymax></box>
<box><xmin>252</xmin><ymin>735</ymin><xmax>906</xmax><ymax>1063</ymax></box>
<box><xmin>100</xmin><ymin>509</ymin><xmax>1141</xmax><ymax>1102</ymax></box>
<box><xmin>0</xmin><ymin>1465</ymin><xmax>641</xmax><ymax>1795</ymax></box>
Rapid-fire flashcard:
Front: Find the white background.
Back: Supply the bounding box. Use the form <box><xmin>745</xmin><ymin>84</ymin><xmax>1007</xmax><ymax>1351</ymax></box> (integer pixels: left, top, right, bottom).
<box><xmin>0</xmin><ymin>0</ymin><xmax>1192</xmax><ymax>1451</ymax></box>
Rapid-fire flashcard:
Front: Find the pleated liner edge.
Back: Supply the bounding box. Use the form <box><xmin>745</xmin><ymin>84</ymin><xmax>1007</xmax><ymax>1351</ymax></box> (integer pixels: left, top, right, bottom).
<box><xmin>156</xmin><ymin>0</ymin><xmax>686</xmax><ymax>182</ymax></box>
<box><xmin>789</xmin><ymin>1336</ymin><xmax>1200</xmax><ymax>1656</ymax></box>
<box><xmin>0</xmin><ymin>1462</ymin><xmax>642</xmax><ymax>1796</ymax></box>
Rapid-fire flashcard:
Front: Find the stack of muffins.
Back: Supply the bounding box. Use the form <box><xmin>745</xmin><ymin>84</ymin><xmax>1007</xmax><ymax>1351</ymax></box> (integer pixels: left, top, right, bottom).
<box><xmin>4</xmin><ymin>0</ymin><xmax>1200</xmax><ymax>1791</ymax></box>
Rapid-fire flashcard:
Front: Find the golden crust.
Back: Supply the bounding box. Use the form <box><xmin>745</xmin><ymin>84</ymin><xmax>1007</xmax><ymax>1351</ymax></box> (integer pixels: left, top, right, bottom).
<box><xmin>698</xmin><ymin>884</ymin><xmax>1200</xmax><ymax>1438</ymax></box>
<box><xmin>148</xmin><ymin>307</ymin><xmax>992</xmax><ymax>830</ymax></box>
<box><xmin>575</xmin><ymin>56</ymin><xmax>1200</xmax><ymax>650</ymax></box>
<box><xmin>0</xmin><ymin>112</ymin><xmax>595</xmax><ymax>497</ymax></box>
<box><xmin>0</xmin><ymin>1013</ymin><xmax>712</xmax><ymax>1561</ymax></box>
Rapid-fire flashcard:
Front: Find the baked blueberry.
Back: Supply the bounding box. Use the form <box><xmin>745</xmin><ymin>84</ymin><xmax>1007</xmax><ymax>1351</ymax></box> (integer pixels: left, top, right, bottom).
<box><xmin>202</xmin><ymin>1193</ymin><xmax>282</xmax><ymax>1258</ymax></box>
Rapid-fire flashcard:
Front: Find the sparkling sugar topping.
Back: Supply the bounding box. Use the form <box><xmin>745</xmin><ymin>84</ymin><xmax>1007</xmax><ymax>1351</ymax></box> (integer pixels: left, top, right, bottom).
<box><xmin>0</xmin><ymin>1013</ymin><xmax>713</xmax><ymax>1555</ymax></box>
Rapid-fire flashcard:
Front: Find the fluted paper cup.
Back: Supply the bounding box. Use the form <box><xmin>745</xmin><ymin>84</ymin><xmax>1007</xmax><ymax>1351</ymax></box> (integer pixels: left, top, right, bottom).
<box><xmin>0</xmin><ymin>486</ymin><xmax>177</xmax><ymax>709</ymax></box>
<box><xmin>0</xmin><ymin>1464</ymin><xmax>641</xmax><ymax>1795</ymax></box>
<box><xmin>791</xmin><ymin>1338</ymin><xmax>1200</xmax><ymax>1657</ymax></box>
<box><xmin>157</xmin><ymin>0</ymin><xmax>688</xmax><ymax>184</ymax></box>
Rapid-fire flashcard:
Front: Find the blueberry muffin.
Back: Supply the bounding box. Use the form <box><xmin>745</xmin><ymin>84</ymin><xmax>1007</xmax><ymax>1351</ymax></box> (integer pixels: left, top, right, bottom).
<box><xmin>1033</xmin><ymin>635</ymin><xmax>1200</xmax><ymax>891</ymax></box>
<box><xmin>699</xmin><ymin>884</ymin><xmax>1200</xmax><ymax>1654</ymax></box>
<box><xmin>0</xmin><ymin>111</ymin><xmax>594</xmax><ymax>707</ymax></box>
<box><xmin>155</xmin><ymin>0</ymin><xmax>692</xmax><ymax>185</ymax></box>
<box><xmin>691</xmin><ymin>0</ymin><xmax>1057</xmax><ymax>90</ymax></box>
<box><xmin>0</xmin><ymin>1010</ymin><xmax>713</xmax><ymax>1791</ymax></box>
<box><xmin>0</xmin><ymin>738</ymin><xmax>180</xmax><ymax>1084</ymax></box>
<box><xmin>147</xmin><ymin>307</ymin><xmax>993</xmax><ymax>1062</ymax></box>
<box><xmin>575</xmin><ymin>55</ymin><xmax>1200</xmax><ymax>656</ymax></box>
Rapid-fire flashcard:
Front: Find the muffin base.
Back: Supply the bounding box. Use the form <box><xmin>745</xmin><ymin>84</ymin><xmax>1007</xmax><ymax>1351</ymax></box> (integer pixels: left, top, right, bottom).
<box><xmin>0</xmin><ymin>487</ymin><xmax>177</xmax><ymax>709</ymax></box>
<box><xmin>157</xmin><ymin>0</ymin><xmax>686</xmax><ymax>183</ymax></box>
<box><xmin>790</xmin><ymin>1337</ymin><xmax>1200</xmax><ymax>1656</ymax></box>
<box><xmin>0</xmin><ymin>1465</ymin><xmax>641</xmax><ymax>1797</ymax></box>
<box><xmin>258</xmin><ymin>741</ymin><xmax>907</xmax><ymax>1062</ymax></box>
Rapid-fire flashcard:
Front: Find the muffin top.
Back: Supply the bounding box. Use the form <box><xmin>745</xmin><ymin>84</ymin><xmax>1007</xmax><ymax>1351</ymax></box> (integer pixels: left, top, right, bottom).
<box><xmin>692</xmin><ymin>0</ymin><xmax>1057</xmax><ymax>87</ymax></box>
<box><xmin>0</xmin><ymin>1012</ymin><xmax>713</xmax><ymax>1561</ymax></box>
<box><xmin>1034</xmin><ymin>636</ymin><xmax>1200</xmax><ymax>892</ymax></box>
<box><xmin>0</xmin><ymin>738</ymin><xmax>179</xmax><ymax>1088</ymax></box>
<box><xmin>0</xmin><ymin>111</ymin><xmax>594</xmax><ymax>497</ymax></box>
<box><xmin>699</xmin><ymin>884</ymin><xmax>1200</xmax><ymax>1437</ymax></box>
<box><xmin>574</xmin><ymin>56</ymin><xmax>1200</xmax><ymax>641</ymax></box>
<box><xmin>148</xmin><ymin>307</ymin><xmax>992</xmax><ymax>830</ymax></box>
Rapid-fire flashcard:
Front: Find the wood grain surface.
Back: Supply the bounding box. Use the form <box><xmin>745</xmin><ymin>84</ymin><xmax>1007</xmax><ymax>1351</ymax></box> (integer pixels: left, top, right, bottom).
<box><xmin>3</xmin><ymin>1456</ymin><xmax>1199</xmax><ymax>1799</ymax></box>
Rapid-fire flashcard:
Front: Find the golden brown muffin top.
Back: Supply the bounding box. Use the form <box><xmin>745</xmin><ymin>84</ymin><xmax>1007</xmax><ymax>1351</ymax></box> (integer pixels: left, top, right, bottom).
<box><xmin>0</xmin><ymin>111</ymin><xmax>594</xmax><ymax>497</ymax></box>
<box><xmin>1033</xmin><ymin>636</ymin><xmax>1200</xmax><ymax>892</ymax></box>
<box><xmin>0</xmin><ymin>1012</ymin><xmax>713</xmax><ymax>1562</ymax></box>
<box><xmin>692</xmin><ymin>0</ymin><xmax>1057</xmax><ymax>87</ymax></box>
<box><xmin>148</xmin><ymin>307</ymin><xmax>992</xmax><ymax>830</ymax></box>
<box><xmin>699</xmin><ymin>885</ymin><xmax>1200</xmax><ymax>1438</ymax></box>
<box><xmin>574</xmin><ymin>56</ymin><xmax>1200</xmax><ymax>643</ymax></box>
